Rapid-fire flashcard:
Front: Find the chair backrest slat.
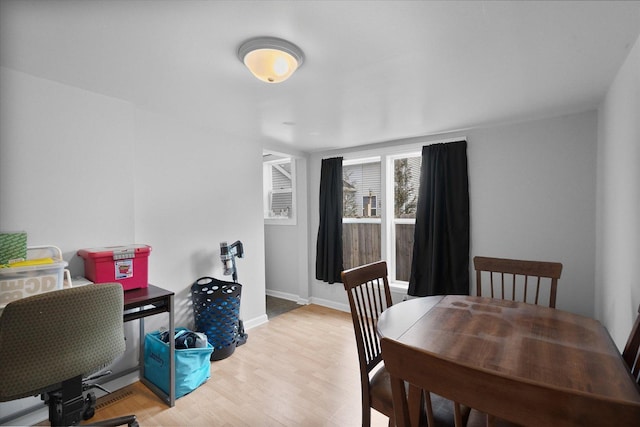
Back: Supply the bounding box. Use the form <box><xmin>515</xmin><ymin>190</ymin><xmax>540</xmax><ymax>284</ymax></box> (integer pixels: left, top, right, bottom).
<box><xmin>343</xmin><ymin>262</ymin><xmax>399</xmax><ymax>426</ymax></box>
<box><xmin>342</xmin><ymin>261</ymin><xmax>393</xmax><ymax>373</ymax></box>
<box><xmin>357</xmin><ymin>279</ymin><xmax>382</xmax><ymax>362</ymax></box>
<box><xmin>474</xmin><ymin>256</ymin><xmax>562</xmax><ymax>308</ymax></box>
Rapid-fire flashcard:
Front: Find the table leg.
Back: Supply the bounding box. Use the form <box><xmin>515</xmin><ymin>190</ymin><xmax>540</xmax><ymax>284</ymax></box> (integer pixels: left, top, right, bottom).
<box><xmin>138</xmin><ymin>316</ymin><xmax>145</xmax><ymax>380</ymax></box>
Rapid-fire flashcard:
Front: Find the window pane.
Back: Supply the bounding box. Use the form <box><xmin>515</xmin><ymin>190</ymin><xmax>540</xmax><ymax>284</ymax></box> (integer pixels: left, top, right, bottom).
<box><xmin>264</xmin><ymin>158</ymin><xmax>294</xmax><ymax>220</ymax></box>
<box><xmin>343</xmin><ymin>222</ymin><xmax>381</xmax><ymax>270</ymax></box>
<box><xmin>270</xmin><ymin>192</ymin><xmax>292</xmax><ymax>218</ymax></box>
<box><xmin>394</xmin><ymin>157</ymin><xmax>420</xmax><ymax>219</ymax></box>
<box><xmin>395</xmin><ymin>223</ymin><xmax>415</xmax><ymax>281</ymax></box>
<box><xmin>343</xmin><ymin>161</ymin><xmax>381</xmax><ymax>218</ymax></box>
<box><xmin>394</xmin><ymin>155</ymin><xmax>419</xmax><ymax>281</ymax></box>
<box><xmin>362</xmin><ymin>195</ymin><xmax>377</xmax><ymax>217</ymax></box>
<box><xmin>272</xmin><ymin>162</ymin><xmax>291</xmax><ymax>190</ymax></box>
<box><xmin>342</xmin><ymin>159</ymin><xmax>381</xmax><ymax>269</ymax></box>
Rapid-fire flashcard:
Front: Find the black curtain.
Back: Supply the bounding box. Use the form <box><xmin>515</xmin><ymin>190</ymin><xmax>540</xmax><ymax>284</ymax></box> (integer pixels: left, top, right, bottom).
<box><xmin>408</xmin><ymin>141</ymin><xmax>469</xmax><ymax>296</ymax></box>
<box><xmin>316</xmin><ymin>157</ymin><xmax>344</xmax><ymax>284</ymax></box>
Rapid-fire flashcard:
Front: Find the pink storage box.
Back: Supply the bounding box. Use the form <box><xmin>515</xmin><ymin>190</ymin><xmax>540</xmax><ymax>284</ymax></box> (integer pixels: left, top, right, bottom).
<box><xmin>78</xmin><ymin>244</ymin><xmax>151</xmax><ymax>290</ymax></box>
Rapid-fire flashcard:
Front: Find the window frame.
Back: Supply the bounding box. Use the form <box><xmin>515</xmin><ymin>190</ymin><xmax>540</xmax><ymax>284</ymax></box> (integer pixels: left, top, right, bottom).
<box><xmin>387</xmin><ymin>152</ymin><xmax>421</xmax><ymax>284</ymax></box>
<box><xmin>341</xmin><ymin>153</ymin><xmax>415</xmax><ymax>287</ymax></box>
<box><xmin>340</xmin><ymin>137</ymin><xmax>464</xmax><ymax>289</ymax></box>
<box><xmin>264</xmin><ymin>155</ymin><xmax>297</xmax><ymax>226</ymax></box>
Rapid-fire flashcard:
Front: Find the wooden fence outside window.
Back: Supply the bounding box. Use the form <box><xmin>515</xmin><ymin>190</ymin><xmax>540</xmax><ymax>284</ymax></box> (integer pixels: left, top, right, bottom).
<box><xmin>342</xmin><ymin>223</ymin><xmax>415</xmax><ymax>281</ymax></box>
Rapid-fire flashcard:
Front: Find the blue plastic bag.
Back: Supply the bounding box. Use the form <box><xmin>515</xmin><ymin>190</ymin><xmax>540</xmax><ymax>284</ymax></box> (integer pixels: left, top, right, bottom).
<box><xmin>144</xmin><ymin>327</ymin><xmax>213</xmax><ymax>398</ymax></box>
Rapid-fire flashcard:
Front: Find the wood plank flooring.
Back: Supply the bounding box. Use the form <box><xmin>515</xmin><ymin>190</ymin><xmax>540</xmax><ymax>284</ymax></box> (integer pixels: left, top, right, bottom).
<box><xmin>75</xmin><ymin>304</ymin><xmax>388</xmax><ymax>427</ymax></box>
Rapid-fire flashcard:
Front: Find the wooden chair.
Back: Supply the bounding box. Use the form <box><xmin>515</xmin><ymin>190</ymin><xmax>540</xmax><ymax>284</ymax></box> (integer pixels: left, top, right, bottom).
<box><xmin>622</xmin><ymin>304</ymin><xmax>640</xmax><ymax>385</ymax></box>
<box><xmin>381</xmin><ymin>337</ymin><xmax>640</xmax><ymax>427</ymax></box>
<box><xmin>472</xmin><ymin>256</ymin><xmax>563</xmax><ymax>426</ymax></box>
<box><xmin>473</xmin><ymin>256</ymin><xmax>562</xmax><ymax>308</ymax></box>
<box><xmin>342</xmin><ymin>261</ymin><xmax>464</xmax><ymax>427</ymax></box>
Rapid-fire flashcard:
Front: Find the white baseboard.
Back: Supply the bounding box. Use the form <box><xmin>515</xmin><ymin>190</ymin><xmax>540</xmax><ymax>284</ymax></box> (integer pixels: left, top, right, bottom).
<box><xmin>266</xmin><ymin>289</ymin><xmax>351</xmax><ymax>313</ymax></box>
<box><xmin>308</xmin><ymin>296</ymin><xmax>350</xmax><ymax>313</ymax></box>
<box><xmin>266</xmin><ymin>289</ymin><xmax>309</xmax><ymax>305</ymax></box>
<box><xmin>243</xmin><ymin>313</ymin><xmax>269</xmax><ymax>329</ymax></box>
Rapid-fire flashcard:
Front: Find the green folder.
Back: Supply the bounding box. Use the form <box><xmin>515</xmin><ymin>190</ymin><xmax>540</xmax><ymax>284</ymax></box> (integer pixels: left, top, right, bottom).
<box><xmin>0</xmin><ymin>232</ymin><xmax>27</xmax><ymax>265</ymax></box>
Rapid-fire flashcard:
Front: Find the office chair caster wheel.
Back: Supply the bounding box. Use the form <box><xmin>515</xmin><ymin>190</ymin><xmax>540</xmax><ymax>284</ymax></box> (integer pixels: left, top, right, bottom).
<box><xmin>82</xmin><ymin>392</ymin><xmax>96</xmax><ymax>420</ymax></box>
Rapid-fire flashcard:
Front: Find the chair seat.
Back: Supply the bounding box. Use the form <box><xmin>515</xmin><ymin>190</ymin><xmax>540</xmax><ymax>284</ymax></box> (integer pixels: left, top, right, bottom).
<box><xmin>371</xmin><ymin>365</ymin><xmax>468</xmax><ymax>427</ymax></box>
<box><xmin>370</xmin><ymin>366</ymin><xmax>395</xmax><ymax>417</ymax></box>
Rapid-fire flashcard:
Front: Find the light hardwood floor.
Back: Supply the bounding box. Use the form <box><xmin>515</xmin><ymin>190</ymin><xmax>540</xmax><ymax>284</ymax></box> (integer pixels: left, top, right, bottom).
<box><xmin>74</xmin><ymin>304</ymin><xmax>388</xmax><ymax>427</ymax></box>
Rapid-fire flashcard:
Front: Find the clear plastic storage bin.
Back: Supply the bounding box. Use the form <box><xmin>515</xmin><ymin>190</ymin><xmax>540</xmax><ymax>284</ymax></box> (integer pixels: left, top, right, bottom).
<box><xmin>0</xmin><ymin>246</ymin><xmax>68</xmax><ymax>308</ymax></box>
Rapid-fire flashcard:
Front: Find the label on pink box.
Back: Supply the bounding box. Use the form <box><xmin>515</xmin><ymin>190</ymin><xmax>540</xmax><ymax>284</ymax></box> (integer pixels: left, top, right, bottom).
<box><xmin>115</xmin><ymin>259</ymin><xmax>133</xmax><ymax>280</ymax></box>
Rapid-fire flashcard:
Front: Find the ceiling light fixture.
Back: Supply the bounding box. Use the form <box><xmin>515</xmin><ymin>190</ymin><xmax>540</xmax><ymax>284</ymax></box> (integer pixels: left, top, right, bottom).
<box><xmin>237</xmin><ymin>37</ymin><xmax>304</xmax><ymax>83</ymax></box>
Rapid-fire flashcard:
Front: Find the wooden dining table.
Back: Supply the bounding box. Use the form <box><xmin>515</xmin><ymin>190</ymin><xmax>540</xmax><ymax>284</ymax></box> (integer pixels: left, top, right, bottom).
<box><xmin>377</xmin><ymin>295</ymin><xmax>640</xmax><ymax>426</ymax></box>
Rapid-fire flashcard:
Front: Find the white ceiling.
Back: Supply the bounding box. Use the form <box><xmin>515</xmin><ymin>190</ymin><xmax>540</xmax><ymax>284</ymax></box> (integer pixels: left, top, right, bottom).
<box><xmin>1</xmin><ymin>1</ymin><xmax>639</xmax><ymax>153</ymax></box>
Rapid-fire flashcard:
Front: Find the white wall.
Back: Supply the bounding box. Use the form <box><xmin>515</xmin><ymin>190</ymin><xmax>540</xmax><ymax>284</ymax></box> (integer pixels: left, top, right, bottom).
<box><xmin>0</xmin><ymin>67</ymin><xmax>266</xmax><ymax>422</ymax></box>
<box><xmin>307</xmin><ymin>111</ymin><xmax>598</xmax><ymax>317</ymax></box>
<box><xmin>596</xmin><ymin>34</ymin><xmax>640</xmax><ymax>349</ymax></box>
<box><xmin>131</xmin><ymin>108</ymin><xmax>267</xmax><ymax>330</ymax></box>
<box><xmin>264</xmin><ymin>154</ymin><xmax>310</xmax><ymax>305</ymax></box>
<box><xmin>469</xmin><ymin>112</ymin><xmax>597</xmax><ymax>317</ymax></box>
<box><xmin>0</xmin><ymin>66</ymin><xmax>267</xmax><ymax>328</ymax></box>
<box><xmin>0</xmin><ymin>67</ymin><xmax>136</xmax><ymax>259</ymax></box>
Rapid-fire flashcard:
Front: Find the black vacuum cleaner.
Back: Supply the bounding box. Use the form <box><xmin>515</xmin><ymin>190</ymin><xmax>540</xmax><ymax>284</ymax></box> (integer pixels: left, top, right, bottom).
<box><xmin>191</xmin><ymin>240</ymin><xmax>247</xmax><ymax>361</ymax></box>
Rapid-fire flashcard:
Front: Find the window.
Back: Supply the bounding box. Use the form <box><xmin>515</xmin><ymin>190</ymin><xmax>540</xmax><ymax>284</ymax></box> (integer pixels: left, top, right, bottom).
<box><xmin>363</xmin><ymin>195</ymin><xmax>377</xmax><ymax>217</ymax></box>
<box><xmin>264</xmin><ymin>153</ymin><xmax>296</xmax><ymax>224</ymax></box>
<box><xmin>392</xmin><ymin>155</ymin><xmax>420</xmax><ymax>282</ymax></box>
<box><xmin>341</xmin><ymin>151</ymin><xmax>421</xmax><ymax>285</ymax></box>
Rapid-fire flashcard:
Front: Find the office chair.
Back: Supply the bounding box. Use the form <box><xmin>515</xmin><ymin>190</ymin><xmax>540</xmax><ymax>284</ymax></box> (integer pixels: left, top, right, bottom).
<box><xmin>0</xmin><ymin>283</ymin><xmax>138</xmax><ymax>426</ymax></box>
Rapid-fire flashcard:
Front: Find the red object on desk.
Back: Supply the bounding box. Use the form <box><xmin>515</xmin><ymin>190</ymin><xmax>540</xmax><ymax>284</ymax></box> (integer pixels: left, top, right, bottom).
<box><xmin>78</xmin><ymin>244</ymin><xmax>151</xmax><ymax>290</ymax></box>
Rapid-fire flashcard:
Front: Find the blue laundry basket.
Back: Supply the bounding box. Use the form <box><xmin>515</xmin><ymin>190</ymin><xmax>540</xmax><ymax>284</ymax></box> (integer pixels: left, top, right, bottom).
<box><xmin>191</xmin><ymin>277</ymin><xmax>242</xmax><ymax>361</ymax></box>
<box><xmin>143</xmin><ymin>328</ymin><xmax>213</xmax><ymax>398</ymax></box>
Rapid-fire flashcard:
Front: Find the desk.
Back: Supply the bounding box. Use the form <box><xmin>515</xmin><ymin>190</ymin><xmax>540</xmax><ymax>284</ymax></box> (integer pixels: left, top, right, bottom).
<box><xmin>378</xmin><ymin>295</ymin><xmax>640</xmax><ymax>426</ymax></box>
<box><xmin>123</xmin><ymin>284</ymin><xmax>175</xmax><ymax>407</ymax></box>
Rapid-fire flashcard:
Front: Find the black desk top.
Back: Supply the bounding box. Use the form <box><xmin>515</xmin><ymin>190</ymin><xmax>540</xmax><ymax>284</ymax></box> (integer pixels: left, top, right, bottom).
<box><xmin>122</xmin><ymin>284</ymin><xmax>174</xmax><ymax>322</ymax></box>
<box><xmin>123</xmin><ymin>284</ymin><xmax>174</xmax><ymax>310</ymax></box>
